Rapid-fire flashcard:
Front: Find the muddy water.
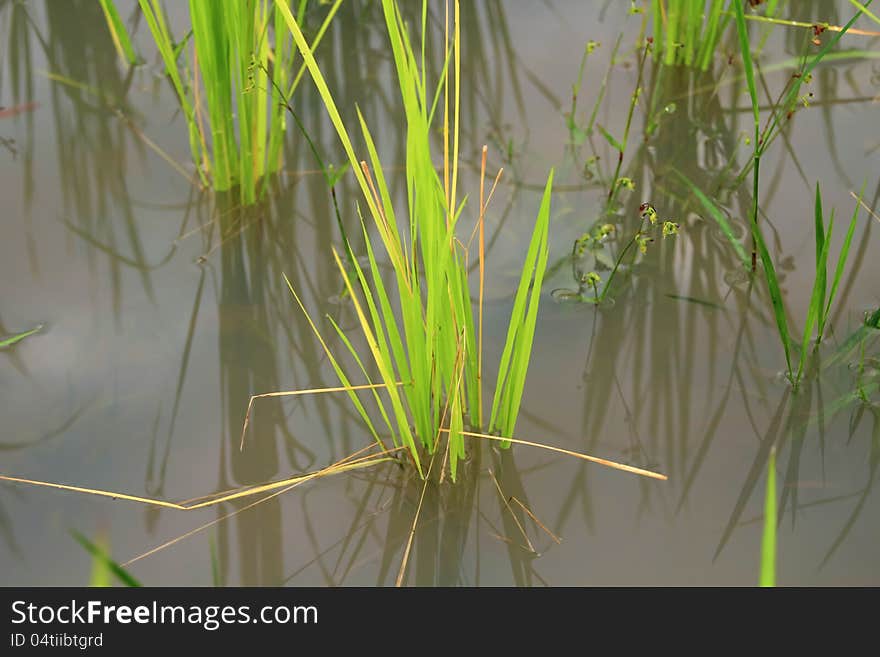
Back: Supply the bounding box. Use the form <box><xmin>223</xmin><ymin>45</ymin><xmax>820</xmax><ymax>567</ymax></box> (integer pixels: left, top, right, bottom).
<box><xmin>1</xmin><ymin>1</ymin><xmax>878</xmax><ymax>586</ymax></box>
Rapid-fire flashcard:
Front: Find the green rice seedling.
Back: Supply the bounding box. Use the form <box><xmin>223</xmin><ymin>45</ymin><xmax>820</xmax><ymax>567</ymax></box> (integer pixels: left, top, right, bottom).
<box><xmin>685</xmin><ymin>173</ymin><xmax>866</xmax><ymax>388</ymax></box>
<box><xmin>848</xmin><ymin>0</ymin><xmax>880</xmax><ymax>24</ymax></box>
<box><xmin>759</xmin><ymin>446</ymin><xmax>777</xmax><ymax>586</ymax></box>
<box><xmin>650</xmin><ymin>0</ymin><xmax>732</xmax><ymax>71</ymax></box>
<box><xmin>275</xmin><ymin>0</ymin><xmax>557</xmax><ymax>481</ymax></box>
<box><xmin>102</xmin><ymin>0</ymin><xmax>342</xmax><ymax>204</ymax></box>
<box><xmin>757</xmin><ymin>184</ymin><xmax>865</xmax><ymax>388</ymax></box>
<box><xmin>733</xmin><ymin>0</ymin><xmax>870</xmax><ymax>388</ymax></box>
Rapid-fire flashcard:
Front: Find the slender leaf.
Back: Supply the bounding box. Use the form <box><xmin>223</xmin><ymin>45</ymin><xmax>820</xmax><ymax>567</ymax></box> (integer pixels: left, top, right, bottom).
<box><xmin>72</xmin><ymin>531</ymin><xmax>141</xmax><ymax>587</ymax></box>
<box><xmin>760</xmin><ymin>448</ymin><xmax>777</xmax><ymax>587</ymax></box>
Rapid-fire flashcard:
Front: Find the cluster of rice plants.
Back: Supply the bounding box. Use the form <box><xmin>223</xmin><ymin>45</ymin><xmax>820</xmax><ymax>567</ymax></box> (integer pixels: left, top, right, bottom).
<box><xmin>101</xmin><ymin>0</ymin><xmax>342</xmax><ymax>204</ymax></box>
<box><xmin>273</xmin><ymin>0</ymin><xmax>556</xmax><ymax>481</ymax></box>
<box><xmin>648</xmin><ymin>0</ymin><xmax>733</xmax><ymax>70</ymax></box>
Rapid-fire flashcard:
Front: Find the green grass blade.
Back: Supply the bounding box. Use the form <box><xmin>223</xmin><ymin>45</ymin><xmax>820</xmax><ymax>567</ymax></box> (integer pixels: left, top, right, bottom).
<box><xmin>814</xmin><ymin>182</ymin><xmax>826</xmax><ymax>315</ymax></box>
<box><xmin>0</xmin><ymin>325</ymin><xmax>43</xmax><ymax>349</ymax></box>
<box><xmin>276</xmin><ymin>1</ymin><xmax>382</xmax><ymax>224</ymax></box>
<box><xmin>760</xmin><ymin>447</ymin><xmax>777</xmax><ymax>587</ymax></box>
<box><xmin>821</xmin><ymin>184</ymin><xmax>866</xmax><ymax>340</ymax></box>
<box><xmin>797</xmin><ymin>211</ymin><xmax>833</xmax><ymax>383</ymax></box>
<box><xmin>282</xmin><ymin>273</ymin><xmax>386</xmax><ymax>448</ymax></box>
<box><xmin>733</xmin><ymin>0</ymin><xmax>760</xmax><ymax>136</ymax></box>
<box><xmin>753</xmin><ymin>211</ymin><xmax>794</xmax><ymax>381</ymax></box>
<box><xmin>596</xmin><ymin>123</ymin><xmax>623</xmax><ymax>152</ymax></box>
<box><xmin>847</xmin><ymin>1</ymin><xmax>880</xmax><ymax>27</ymax></box>
<box><xmin>98</xmin><ymin>0</ymin><xmax>138</xmax><ymax>65</ymax></box>
<box><xmin>72</xmin><ymin>531</ymin><xmax>141</xmax><ymax>587</ymax></box>
<box><xmin>326</xmin><ymin>314</ymin><xmax>397</xmax><ymax>445</ymax></box>
<box><xmin>501</xmin><ymin>174</ymin><xmax>553</xmax><ymax>437</ymax></box>
<box><xmin>675</xmin><ymin>170</ymin><xmax>750</xmax><ymax>267</ymax></box>
<box><xmin>490</xmin><ymin>170</ymin><xmax>554</xmax><ymax>438</ymax></box>
<box><xmin>331</xmin><ymin>248</ymin><xmax>422</xmax><ymax>475</ymax></box>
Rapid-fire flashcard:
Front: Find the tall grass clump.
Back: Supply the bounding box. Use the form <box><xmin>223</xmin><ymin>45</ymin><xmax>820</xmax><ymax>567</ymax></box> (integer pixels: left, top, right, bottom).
<box><xmin>277</xmin><ymin>0</ymin><xmax>554</xmax><ymax>481</ymax></box>
<box><xmin>103</xmin><ymin>0</ymin><xmax>342</xmax><ymax>204</ymax></box>
<box><xmin>761</xmin><ymin>184</ymin><xmax>864</xmax><ymax>388</ymax></box>
<box><xmin>650</xmin><ymin>0</ymin><xmax>732</xmax><ymax>70</ymax></box>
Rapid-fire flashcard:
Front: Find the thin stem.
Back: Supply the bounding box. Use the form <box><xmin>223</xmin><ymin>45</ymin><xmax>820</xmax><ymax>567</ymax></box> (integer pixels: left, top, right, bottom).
<box><xmin>607</xmin><ymin>37</ymin><xmax>649</xmax><ymax>207</ymax></box>
<box><xmin>598</xmin><ymin>217</ymin><xmax>646</xmax><ymax>303</ymax></box>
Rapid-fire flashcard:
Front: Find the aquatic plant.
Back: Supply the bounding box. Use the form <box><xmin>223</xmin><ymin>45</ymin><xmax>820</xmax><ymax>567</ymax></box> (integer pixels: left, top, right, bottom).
<box><xmin>273</xmin><ymin>0</ymin><xmax>557</xmax><ymax>481</ymax></box>
<box><xmin>569</xmin><ymin>203</ymin><xmax>680</xmax><ymax>305</ymax></box>
<box><xmin>101</xmin><ymin>0</ymin><xmax>342</xmax><ymax>204</ymax></box>
<box><xmin>649</xmin><ymin>0</ymin><xmax>732</xmax><ymax>71</ymax></box>
<box><xmin>732</xmin><ymin>0</ymin><xmax>871</xmax><ymax>388</ymax></box>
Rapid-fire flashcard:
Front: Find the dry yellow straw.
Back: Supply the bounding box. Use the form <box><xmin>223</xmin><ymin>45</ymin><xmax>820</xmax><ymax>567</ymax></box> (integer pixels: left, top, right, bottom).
<box><xmin>239</xmin><ymin>381</ymin><xmax>406</xmax><ymax>450</ymax></box>
<box><xmin>444</xmin><ymin>428</ymin><xmax>668</xmax><ymax>480</ymax></box>
<box><xmin>0</xmin><ymin>449</ymin><xmax>400</xmax><ymax>512</ymax></box>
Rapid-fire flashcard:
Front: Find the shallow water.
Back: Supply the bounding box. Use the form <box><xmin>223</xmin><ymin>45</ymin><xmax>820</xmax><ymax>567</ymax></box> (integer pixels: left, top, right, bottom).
<box><xmin>1</xmin><ymin>1</ymin><xmax>879</xmax><ymax>586</ymax></box>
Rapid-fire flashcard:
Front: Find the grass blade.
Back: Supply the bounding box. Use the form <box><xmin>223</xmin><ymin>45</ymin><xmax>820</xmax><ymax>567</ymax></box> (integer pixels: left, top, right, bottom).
<box><xmin>753</xmin><ymin>213</ymin><xmax>794</xmax><ymax>382</ymax></box>
<box><xmin>814</xmin><ymin>183</ymin><xmax>826</xmax><ymax>316</ymax></box>
<box><xmin>0</xmin><ymin>325</ymin><xmax>43</xmax><ymax>349</ymax></box>
<box><xmin>760</xmin><ymin>447</ymin><xmax>777</xmax><ymax>586</ymax></box>
<box><xmin>733</xmin><ymin>0</ymin><xmax>760</xmax><ymax>135</ymax></box>
<box><xmin>797</xmin><ymin>210</ymin><xmax>833</xmax><ymax>383</ymax></box>
<box><xmin>98</xmin><ymin>0</ymin><xmax>138</xmax><ymax>65</ymax></box>
<box><xmin>820</xmin><ymin>183</ymin><xmax>866</xmax><ymax>340</ymax></box>
<box><xmin>490</xmin><ymin>170</ymin><xmax>554</xmax><ymax>438</ymax></box>
<box><xmin>72</xmin><ymin>531</ymin><xmax>141</xmax><ymax>587</ymax></box>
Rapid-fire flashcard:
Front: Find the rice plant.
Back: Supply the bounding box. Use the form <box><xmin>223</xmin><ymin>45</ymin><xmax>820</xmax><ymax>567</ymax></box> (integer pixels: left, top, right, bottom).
<box><xmin>276</xmin><ymin>0</ymin><xmax>556</xmax><ymax>481</ymax></box>
<box><xmin>649</xmin><ymin>0</ymin><xmax>732</xmax><ymax>70</ymax></box>
<box><xmin>685</xmin><ymin>179</ymin><xmax>866</xmax><ymax>389</ymax></box>
<box><xmin>102</xmin><ymin>0</ymin><xmax>342</xmax><ymax>204</ymax></box>
<box><xmin>731</xmin><ymin>0</ymin><xmax>872</xmax><ymax>388</ymax></box>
